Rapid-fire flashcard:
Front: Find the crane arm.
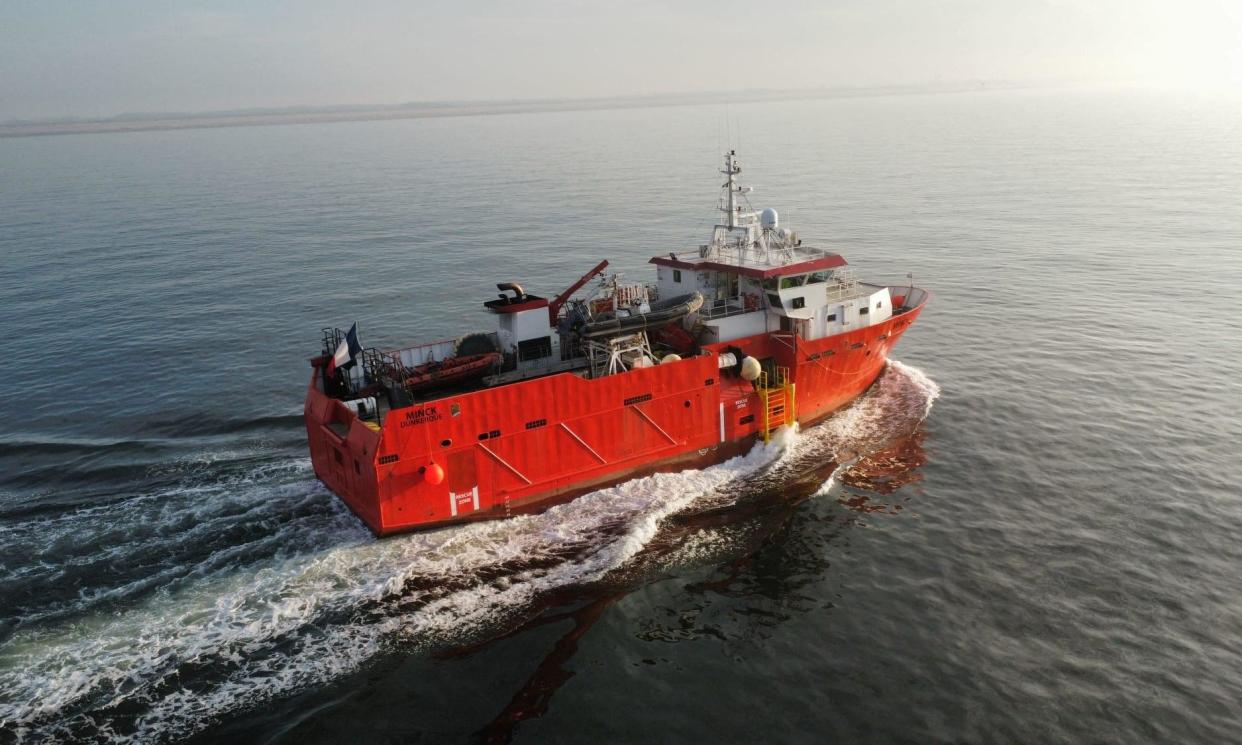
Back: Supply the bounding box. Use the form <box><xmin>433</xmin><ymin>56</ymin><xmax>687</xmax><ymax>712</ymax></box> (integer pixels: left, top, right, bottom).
<box><xmin>548</xmin><ymin>260</ymin><xmax>609</xmax><ymax>325</ymax></box>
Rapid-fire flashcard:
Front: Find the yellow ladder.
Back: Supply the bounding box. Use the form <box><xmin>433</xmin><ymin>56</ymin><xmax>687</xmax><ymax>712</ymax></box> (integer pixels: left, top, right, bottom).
<box><xmin>757</xmin><ymin>366</ymin><xmax>796</xmax><ymax>442</ymax></box>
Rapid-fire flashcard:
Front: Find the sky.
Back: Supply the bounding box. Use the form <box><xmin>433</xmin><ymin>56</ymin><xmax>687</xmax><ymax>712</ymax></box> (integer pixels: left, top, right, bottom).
<box><xmin>2</xmin><ymin>0</ymin><xmax>1240</xmax><ymax>121</ymax></box>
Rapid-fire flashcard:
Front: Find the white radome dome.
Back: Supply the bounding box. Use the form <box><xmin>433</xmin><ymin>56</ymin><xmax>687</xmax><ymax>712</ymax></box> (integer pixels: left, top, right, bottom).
<box><xmin>760</xmin><ymin>208</ymin><xmax>779</xmax><ymax>230</ymax></box>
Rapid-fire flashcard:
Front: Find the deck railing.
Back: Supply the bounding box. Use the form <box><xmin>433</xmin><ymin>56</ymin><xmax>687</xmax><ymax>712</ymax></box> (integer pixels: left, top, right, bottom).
<box><xmin>701</xmin><ymin>297</ymin><xmax>754</xmax><ymax>320</ymax></box>
<box><xmin>698</xmin><ymin>242</ymin><xmax>838</xmax><ymax>268</ymax></box>
<box><xmin>823</xmin><ymin>268</ymin><xmax>859</xmax><ymax>303</ymax></box>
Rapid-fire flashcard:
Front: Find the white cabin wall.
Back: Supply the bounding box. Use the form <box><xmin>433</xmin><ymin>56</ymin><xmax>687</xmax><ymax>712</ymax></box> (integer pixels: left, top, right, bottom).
<box><xmin>843</xmin><ymin>300</ymin><xmax>860</xmax><ymax>330</ymax></box>
<box><xmin>793</xmin><ymin>286</ymin><xmax>894</xmax><ymax>339</ymax></box>
<box><xmin>694</xmin><ymin>271</ymin><xmax>714</xmax><ymax>298</ymax></box>
<box><xmin>706</xmin><ymin>311</ymin><xmax>767</xmax><ymax>343</ymax></box>
<box><xmin>496</xmin><ymin>307</ymin><xmax>550</xmax><ymax>353</ymax></box>
<box><xmin>655</xmin><ymin>266</ymin><xmax>712</xmax><ymax>300</ymax></box>
<box><xmin>496</xmin><ymin>318</ymin><xmax>515</xmax><ymax>354</ymax></box>
<box><xmin>812</xmin><ymin>305</ymin><xmax>828</xmax><ymax>339</ymax></box>
<box><xmin>823</xmin><ymin>303</ymin><xmax>846</xmax><ymax>336</ymax></box>
<box><xmin>655</xmin><ymin>266</ymin><xmax>680</xmax><ymax>299</ymax></box>
<box><xmin>775</xmin><ymin>280</ymin><xmax>830</xmax><ymax>323</ymax></box>
<box><xmin>513</xmin><ymin>308</ymin><xmax>550</xmax><ymax>341</ymax></box>
<box><xmin>867</xmin><ymin>287</ymin><xmax>893</xmax><ymax>325</ymax></box>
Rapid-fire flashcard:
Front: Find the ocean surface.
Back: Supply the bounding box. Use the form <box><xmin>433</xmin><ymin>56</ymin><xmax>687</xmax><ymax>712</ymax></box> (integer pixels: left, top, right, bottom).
<box><xmin>2</xmin><ymin>87</ymin><xmax>1241</xmax><ymax>744</ymax></box>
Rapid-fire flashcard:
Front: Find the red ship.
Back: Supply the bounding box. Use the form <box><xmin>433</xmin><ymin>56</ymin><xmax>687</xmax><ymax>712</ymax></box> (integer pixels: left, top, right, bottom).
<box><xmin>306</xmin><ymin>152</ymin><xmax>928</xmax><ymax>536</ymax></box>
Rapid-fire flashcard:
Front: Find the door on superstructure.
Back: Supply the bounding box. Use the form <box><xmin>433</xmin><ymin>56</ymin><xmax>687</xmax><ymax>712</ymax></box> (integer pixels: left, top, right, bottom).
<box><xmin>714</xmin><ymin>271</ymin><xmax>740</xmax><ymax>309</ymax></box>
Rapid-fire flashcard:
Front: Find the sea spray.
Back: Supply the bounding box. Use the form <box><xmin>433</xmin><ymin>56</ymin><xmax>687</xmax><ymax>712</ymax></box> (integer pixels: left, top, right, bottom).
<box><xmin>0</xmin><ymin>362</ymin><xmax>938</xmax><ymax>744</ymax></box>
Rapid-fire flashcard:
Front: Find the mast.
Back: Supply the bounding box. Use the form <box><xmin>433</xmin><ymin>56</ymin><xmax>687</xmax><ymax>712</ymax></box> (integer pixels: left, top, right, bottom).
<box><xmin>721</xmin><ymin>150</ymin><xmax>740</xmax><ymax>229</ymax></box>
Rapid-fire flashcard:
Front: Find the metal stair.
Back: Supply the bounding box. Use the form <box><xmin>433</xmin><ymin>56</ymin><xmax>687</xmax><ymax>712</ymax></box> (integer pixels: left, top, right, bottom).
<box><xmin>757</xmin><ymin>366</ymin><xmax>796</xmax><ymax>443</ymax></box>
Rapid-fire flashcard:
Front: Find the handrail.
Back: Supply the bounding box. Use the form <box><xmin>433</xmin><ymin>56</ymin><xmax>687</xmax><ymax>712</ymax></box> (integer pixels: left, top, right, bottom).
<box><xmin>770</xmin><ymin>332</ymin><xmax>797</xmax><ymax>353</ymax></box>
<box><xmin>701</xmin><ymin>298</ymin><xmax>755</xmax><ymax>320</ymax></box>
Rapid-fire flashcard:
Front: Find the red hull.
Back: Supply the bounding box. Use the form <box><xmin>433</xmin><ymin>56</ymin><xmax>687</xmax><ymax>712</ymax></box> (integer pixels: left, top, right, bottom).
<box><xmin>305</xmin><ymin>301</ymin><xmax>924</xmax><ymax>536</ymax></box>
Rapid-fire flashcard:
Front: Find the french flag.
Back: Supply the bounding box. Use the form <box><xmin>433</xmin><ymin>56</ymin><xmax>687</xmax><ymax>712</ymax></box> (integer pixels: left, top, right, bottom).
<box><xmin>327</xmin><ymin>322</ymin><xmax>362</xmax><ymax>375</ymax></box>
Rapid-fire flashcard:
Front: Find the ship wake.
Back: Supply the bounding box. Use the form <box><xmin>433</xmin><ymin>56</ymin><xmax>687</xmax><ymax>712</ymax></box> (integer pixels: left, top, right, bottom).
<box><xmin>0</xmin><ymin>361</ymin><xmax>938</xmax><ymax>744</ymax></box>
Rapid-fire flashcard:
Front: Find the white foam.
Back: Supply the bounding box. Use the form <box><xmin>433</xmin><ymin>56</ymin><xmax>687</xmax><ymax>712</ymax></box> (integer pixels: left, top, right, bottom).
<box><xmin>0</xmin><ymin>361</ymin><xmax>940</xmax><ymax>744</ymax></box>
<box><xmin>804</xmin><ymin>359</ymin><xmax>940</xmax><ymax>460</ymax></box>
<box><xmin>1</xmin><ymin>442</ymin><xmax>790</xmax><ymax>742</ymax></box>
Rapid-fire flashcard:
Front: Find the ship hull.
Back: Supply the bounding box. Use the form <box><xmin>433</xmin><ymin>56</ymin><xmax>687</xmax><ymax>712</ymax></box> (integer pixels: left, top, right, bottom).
<box><xmin>306</xmin><ymin>300</ymin><xmax>924</xmax><ymax>536</ymax></box>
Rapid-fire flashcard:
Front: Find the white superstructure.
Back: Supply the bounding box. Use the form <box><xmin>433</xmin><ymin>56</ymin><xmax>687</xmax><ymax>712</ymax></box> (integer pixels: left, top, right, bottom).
<box><xmin>651</xmin><ymin>150</ymin><xmax>893</xmax><ymax>345</ymax></box>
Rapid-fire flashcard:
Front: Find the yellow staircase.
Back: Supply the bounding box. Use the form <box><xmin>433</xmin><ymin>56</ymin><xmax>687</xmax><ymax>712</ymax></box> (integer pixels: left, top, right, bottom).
<box><xmin>757</xmin><ymin>366</ymin><xmax>796</xmax><ymax>443</ymax></box>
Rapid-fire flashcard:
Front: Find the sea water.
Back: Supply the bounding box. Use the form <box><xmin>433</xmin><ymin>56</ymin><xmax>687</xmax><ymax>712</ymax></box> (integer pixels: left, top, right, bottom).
<box><xmin>1</xmin><ymin>87</ymin><xmax>1240</xmax><ymax>743</ymax></box>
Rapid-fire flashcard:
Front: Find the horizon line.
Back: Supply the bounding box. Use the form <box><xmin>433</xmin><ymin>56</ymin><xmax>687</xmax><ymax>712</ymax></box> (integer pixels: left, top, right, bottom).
<box><xmin>0</xmin><ymin>79</ymin><xmax>1073</xmax><ymax>140</ymax></box>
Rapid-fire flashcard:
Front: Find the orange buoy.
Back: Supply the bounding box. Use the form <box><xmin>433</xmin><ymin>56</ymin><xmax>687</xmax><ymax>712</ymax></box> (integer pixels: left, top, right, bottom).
<box><xmin>424</xmin><ymin>462</ymin><xmax>445</xmax><ymax>485</ymax></box>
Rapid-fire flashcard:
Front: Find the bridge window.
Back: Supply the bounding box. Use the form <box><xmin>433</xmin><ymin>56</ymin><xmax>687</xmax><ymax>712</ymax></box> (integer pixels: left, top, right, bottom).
<box><xmin>806</xmin><ymin>271</ymin><xmax>832</xmax><ymax>284</ymax></box>
<box><xmin>766</xmin><ymin>293</ymin><xmax>782</xmax><ymax>308</ymax></box>
<box><xmin>673</xmin><ymin>269</ymin><xmax>682</xmax><ymax>283</ymax></box>
<box><xmin>780</xmin><ymin>275</ymin><xmax>806</xmax><ymax>289</ymax></box>
<box><xmin>791</xmin><ymin>297</ymin><xmax>806</xmax><ymax>309</ymax></box>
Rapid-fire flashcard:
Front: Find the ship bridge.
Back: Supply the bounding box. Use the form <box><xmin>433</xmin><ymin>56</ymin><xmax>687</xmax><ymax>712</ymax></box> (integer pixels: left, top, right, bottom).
<box><xmin>649</xmin><ymin>150</ymin><xmax>894</xmax><ymax>345</ymax></box>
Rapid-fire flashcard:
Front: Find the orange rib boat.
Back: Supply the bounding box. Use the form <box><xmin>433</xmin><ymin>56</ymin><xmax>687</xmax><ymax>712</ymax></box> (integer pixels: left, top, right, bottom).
<box><xmin>402</xmin><ymin>352</ymin><xmax>500</xmax><ymax>393</ymax></box>
<box><xmin>306</xmin><ymin>152</ymin><xmax>928</xmax><ymax>536</ymax></box>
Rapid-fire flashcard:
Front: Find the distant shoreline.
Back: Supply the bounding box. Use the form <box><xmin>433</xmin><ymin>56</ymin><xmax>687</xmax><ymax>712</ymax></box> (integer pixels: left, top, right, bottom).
<box><xmin>0</xmin><ymin>83</ymin><xmax>1027</xmax><ymax>139</ymax></box>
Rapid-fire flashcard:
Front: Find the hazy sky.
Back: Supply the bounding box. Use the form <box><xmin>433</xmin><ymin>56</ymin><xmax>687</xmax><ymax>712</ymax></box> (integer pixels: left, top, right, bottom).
<box><xmin>3</xmin><ymin>0</ymin><xmax>1240</xmax><ymax>120</ymax></box>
